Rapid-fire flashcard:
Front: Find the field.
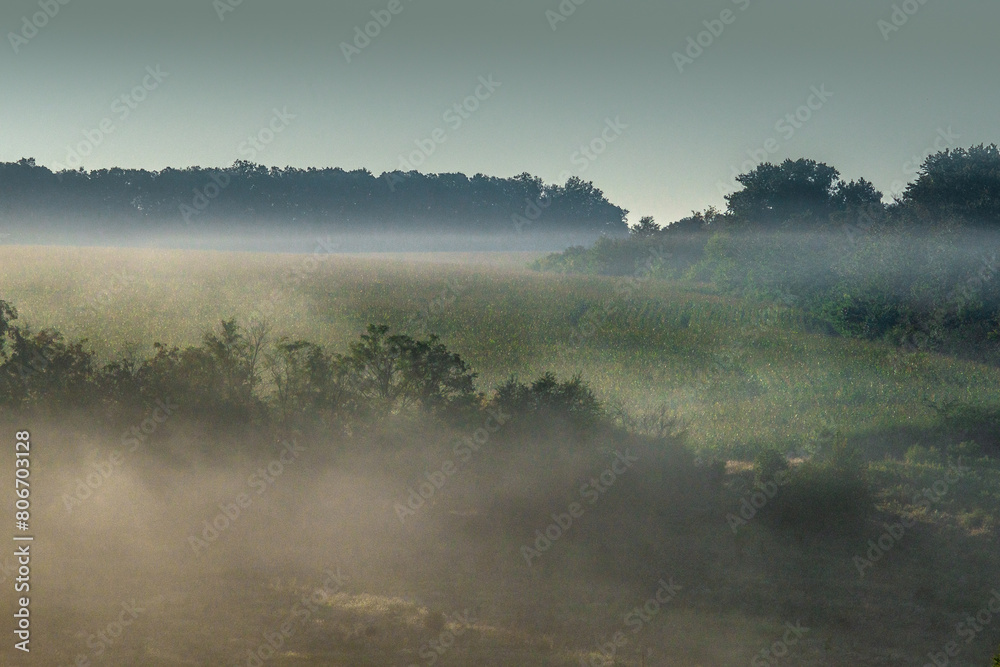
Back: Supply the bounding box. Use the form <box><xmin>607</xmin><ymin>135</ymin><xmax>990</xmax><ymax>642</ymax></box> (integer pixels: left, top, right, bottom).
<box><xmin>1</xmin><ymin>245</ymin><xmax>999</xmax><ymax>665</ymax></box>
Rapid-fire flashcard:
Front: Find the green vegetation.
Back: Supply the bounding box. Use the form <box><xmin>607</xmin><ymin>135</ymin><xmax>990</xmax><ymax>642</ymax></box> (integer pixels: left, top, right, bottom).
<box><xmin>535</xmin><ymin>148</ymin><xmax>1000</xmax><ymax>361</ymax></box>
<box><xmin>1</xmin><ymin>216</ymin><xmax>999</xmax><ymax>664</ymax></box>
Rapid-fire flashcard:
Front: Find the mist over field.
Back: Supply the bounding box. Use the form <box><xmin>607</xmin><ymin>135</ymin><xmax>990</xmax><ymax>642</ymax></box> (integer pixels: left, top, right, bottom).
<box><xmin>2</xmin><ymin>1</ymin><xmax>1000</xmax><ymax>665</ymax></box>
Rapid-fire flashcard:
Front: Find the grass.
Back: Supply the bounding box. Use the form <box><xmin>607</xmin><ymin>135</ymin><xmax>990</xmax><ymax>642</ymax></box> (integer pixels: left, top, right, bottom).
<box><xmin>3</xmin><ymin>245</ymin><xmax>998</xmax><ymax>462</ymax></box>
<box><xmin>2</xmin><ymin>245</ymin><xmax>1000</xmax><ymax>665</ymax></box>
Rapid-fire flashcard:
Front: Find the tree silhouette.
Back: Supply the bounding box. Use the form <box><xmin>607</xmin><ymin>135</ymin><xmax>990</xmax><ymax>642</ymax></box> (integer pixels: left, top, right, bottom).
<box><xmin>901</xmin><ymin>144</ymin><xmax>1000</xmax><ymax>225</ymax></box>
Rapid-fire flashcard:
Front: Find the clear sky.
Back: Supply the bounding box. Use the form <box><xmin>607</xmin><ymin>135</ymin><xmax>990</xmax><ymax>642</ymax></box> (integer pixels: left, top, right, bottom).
<box><xmin>1</xmin><ymin>0</ymin><xmax>996</xmax><ymax>224</ymax></box>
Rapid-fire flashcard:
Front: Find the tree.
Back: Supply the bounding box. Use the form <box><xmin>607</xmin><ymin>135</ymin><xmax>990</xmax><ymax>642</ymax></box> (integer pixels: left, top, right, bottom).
<box><xmin>630</xmin><ymin>216</ymin><xmax>660</xmax><ymax>237</ymax></box>
<box><xmin>202</xmin><ymin>318</ymin><xmax>264</xmax><ymax>404</ymax></box>
<box><xmin>338</xmin><ymin>324</ymin><xmax>477</xmax><ymax>416</ymax></box>
<box><xmin>832</xmin><ymin>178</ymin><xmax>883</xmax><ymax>211</ymax></box>
<box><xmin>491</xmin><ymin>372</ymin><xmax>601</xmax><ymax>426</ymax></box>
<box><xmin>901</xmin><ymin>144</ymin><xmax>1000</xmax><ymax>225</ymax></box>
<box><xmin>725</xmin><ymin>159</ymin><xmax>843</xmax><ymax>225</ymax></box>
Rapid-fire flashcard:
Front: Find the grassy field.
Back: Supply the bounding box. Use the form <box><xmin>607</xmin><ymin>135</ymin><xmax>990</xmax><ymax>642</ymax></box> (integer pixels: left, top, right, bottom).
<box><xmin>2</xmin><ymin>245</ymin><xmax>997</xmax><ymax>460</ymax></box>
<box><xmin>1</xmin><ymin>245</ymin><xmax>999</xmax><ymax>665</ymax></box>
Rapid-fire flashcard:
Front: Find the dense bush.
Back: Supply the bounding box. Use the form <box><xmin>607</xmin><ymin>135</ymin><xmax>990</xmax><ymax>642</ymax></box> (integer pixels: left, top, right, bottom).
<box><xmin>490</xmin><ymin>372</ymin><xmax>602</xmax><ymax>429</ymax></box>
<box><xmin>0</xmin><ymin>302</ymin><xmax>608</xmax><ymax>442</ymax></box>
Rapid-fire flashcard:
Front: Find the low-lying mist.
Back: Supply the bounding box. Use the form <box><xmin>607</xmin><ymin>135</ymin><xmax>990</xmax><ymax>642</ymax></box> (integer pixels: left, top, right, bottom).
<box><xmin>5</xmin><ymin>409</ymin><xmax>721</xmax><ymax>666</ymax></box>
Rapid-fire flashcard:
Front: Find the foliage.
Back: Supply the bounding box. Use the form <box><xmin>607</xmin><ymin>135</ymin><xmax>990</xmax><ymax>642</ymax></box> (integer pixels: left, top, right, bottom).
<box><xmin>0</xmin><ymin>160</ymin><xmax>629</xmax><ymax>238</ymax></box>
<box><xmin>490</xmin><ymin>372</ymin><xmax>602</xmax><ymax>428</ymax></box>
<box><xmin>0</xmin><ymin>308</ymin><xmax>602</xmax><ymax>435</ymax></box>
<box><xmin>901</xmin><ymin>144</ymin><xmax>1000</xmax><ymax>225</ymax></box>
<box><xmin>337</xmin><ymin>324</ymin><xmax>478</xmax><ymax>419</ymax></box>
<box><xmin>534</xmin><ymin>146</ymin><xmax>1000</xmax><ymax>357</ymax></box>
<box><xmin>532</xmin><ymin>209</ymin><xmax>716</xmax><ymax>279</ymax></box>
<box><xmin>724</xmin><ymin>158</ymin><xmax>880</xmax><ymax>227</ymax></box>
<box><xmin>753</xmin><ymin>448</ymin><xmax>789</xmax><ymax>487</ymax></box>
<box><xmin>926</xmin><ymin>398</ymin><xmax>1000</xmax><ymax>453</ymax></box>
<box><xmin>630</xmin><ymin>215</ymin><xmax>660</xmax><ymax>237</ymax></box>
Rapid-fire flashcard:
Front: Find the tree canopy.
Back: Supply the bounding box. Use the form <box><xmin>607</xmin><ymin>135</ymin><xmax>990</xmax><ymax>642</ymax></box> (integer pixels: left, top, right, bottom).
<box><xmin>0</xmin><ymin>160</ymin><xmax>629</xmax><ymax>240</ymax></box>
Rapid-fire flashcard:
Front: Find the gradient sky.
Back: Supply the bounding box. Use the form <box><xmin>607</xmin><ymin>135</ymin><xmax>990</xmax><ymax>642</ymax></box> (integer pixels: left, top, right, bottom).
<box><xmin>1</xmin><ymin>0</ymin><xmax>997</xmax><ymax>224</ymax></box>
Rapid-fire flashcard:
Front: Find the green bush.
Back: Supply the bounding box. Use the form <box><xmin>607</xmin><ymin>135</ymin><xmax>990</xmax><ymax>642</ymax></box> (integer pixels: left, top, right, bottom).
<box><xmin>490</xmin><ymin>372</ymin><xmax>602</xmax><ymax>429</ymax></box>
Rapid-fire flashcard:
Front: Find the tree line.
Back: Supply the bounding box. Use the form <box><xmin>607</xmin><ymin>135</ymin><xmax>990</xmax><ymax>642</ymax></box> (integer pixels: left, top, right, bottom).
<box><xmin>536</xmin><ymin>144</ymin><xmax>1000</xmax><ymax>357</ymax></box>
<box><xmin>0</xmin><ymin>159</ymin><xmax>628</xmax><ymax>237</ymax></box>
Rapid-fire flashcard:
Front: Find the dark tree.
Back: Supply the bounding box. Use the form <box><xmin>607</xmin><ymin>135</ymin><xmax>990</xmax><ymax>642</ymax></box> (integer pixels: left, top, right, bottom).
<box><xmin>901</xmin><ymin>144</ymin><xmax>1000</xmax><ymax>225</ymax></box>
<box><xmin>725</xmin><ymin>159</ymin><xmax>844</xmax><ymax>225</ymax></box>
<box><xmin>630</xmin><ymin>216</ymin><xmax>661</xmax><ymax>237</ymax></box>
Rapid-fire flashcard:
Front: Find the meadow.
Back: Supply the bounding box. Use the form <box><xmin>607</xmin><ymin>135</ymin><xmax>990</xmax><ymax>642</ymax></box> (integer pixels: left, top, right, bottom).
<box><xmin>2</xmin><ymin>245</ymin><xmax>997</xmax><ymax>459</ymax></box>
<box><xmin>0</xmin><ymin>245</ymin><xmax>998</xmax><ymax>665</ymax></box>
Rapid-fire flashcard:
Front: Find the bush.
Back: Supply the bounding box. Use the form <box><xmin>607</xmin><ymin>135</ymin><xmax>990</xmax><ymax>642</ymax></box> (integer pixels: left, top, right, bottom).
<box><xmin>490</xmin><ymin>372</ymin><xmax>602</xmax><ymax>428</ymax></box>
<box><xmin>767</xmin><ymin>460</ymin><xmax>873</xmax><ymax>533</ymax></box>
<box><xmin>753</xmin><ymin>448</ymin><xmax>789</xmax><ymax>487</ymax></box>
<box><xmin>0</xmin><ymin>325</ymin><xmax>96</xmax><ymax>408</ymax></box>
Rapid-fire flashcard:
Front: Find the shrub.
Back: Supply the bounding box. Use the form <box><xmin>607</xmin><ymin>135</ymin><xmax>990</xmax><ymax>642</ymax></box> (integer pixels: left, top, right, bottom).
<box><xmin>767</xmin><ymin>460</ymin><xmax>873</xmax><ymax>533</ymax></box>
<box><xmin>753</xmin><ymin>448</ymin><xmax>789</xmax><ymax>487</ymax></box>
<box><xmin>490</xmin><ymin>372</ymin><xmax>602</xmax><ymax>428</ymax></box>
<box><xmin>0</xmin><ymin>325</ymin><xmax>96</xmax><ymax>408</ymax></box>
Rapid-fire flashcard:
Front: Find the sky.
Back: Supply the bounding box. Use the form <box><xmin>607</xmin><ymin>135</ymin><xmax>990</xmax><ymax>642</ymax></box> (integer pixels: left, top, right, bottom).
<box><xmin>1</xmin><ymin>0</ymin><xmax>997</xmax><ymax>224</ymax></box>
